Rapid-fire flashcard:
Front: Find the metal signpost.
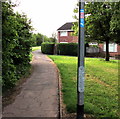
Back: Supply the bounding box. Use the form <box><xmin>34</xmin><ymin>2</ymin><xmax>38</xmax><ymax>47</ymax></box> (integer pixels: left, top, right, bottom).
<box><xmin>77</xmin><ymin>0</ymin><xmax>85</xmax><ymax>119</ymax></box>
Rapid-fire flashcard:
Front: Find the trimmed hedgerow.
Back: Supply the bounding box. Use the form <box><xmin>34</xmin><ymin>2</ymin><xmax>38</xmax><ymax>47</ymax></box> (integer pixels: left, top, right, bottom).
<box><xmin>41</xmin><ymin>42</ymin><xmax>55</xmax><ymax>54</ymax></box>
<box><xmin>57</xmin><ymin>43</ymin><xmax>78</xmax><ymax>56</ymax></box>
<box><xmin>41</xmin><ymin>42</ymin><xmax>102</xmax><ymax>57</ymax></box>
<box><xmin>41</xmin><ymin>43</ymin><xmax>78</xmax><ymax>56</ymax></box>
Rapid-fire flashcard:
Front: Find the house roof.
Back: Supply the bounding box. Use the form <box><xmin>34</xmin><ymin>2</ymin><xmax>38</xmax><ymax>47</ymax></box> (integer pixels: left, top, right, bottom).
<box><xmin>57</xmin><ymin>22</ymin><xmax>74</xmax><ymax>31</ymax></box>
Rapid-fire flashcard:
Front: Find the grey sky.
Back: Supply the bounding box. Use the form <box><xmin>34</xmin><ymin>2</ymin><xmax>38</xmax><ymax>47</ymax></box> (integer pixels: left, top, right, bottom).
<box><xmin>12</xmin><ymin>0</ymin><xmax>78</xmax><ymax>37</ymax></box>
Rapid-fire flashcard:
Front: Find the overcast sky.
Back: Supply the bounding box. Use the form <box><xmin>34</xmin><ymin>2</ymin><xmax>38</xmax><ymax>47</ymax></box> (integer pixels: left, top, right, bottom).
<box><xmin>12</xmin><ymin>0</ymin><xmax>78</xmax><ymax>37</ymax></box>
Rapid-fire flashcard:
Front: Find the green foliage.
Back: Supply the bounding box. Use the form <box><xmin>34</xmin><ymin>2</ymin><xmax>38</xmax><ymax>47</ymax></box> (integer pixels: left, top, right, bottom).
<box><xmin>41</xmin><ymin>43</ymin><xmax>78</xmax><ymax>56</ymax></box>
<box><xmin>71</xmin><ymin>22</ymin><xmax>78</xmax><ymax>36</ymax></box>
<box><xmin>36</xmin><ymin>33</ymin><xmax>43</xmax><ymax>46</ymax></box>
<box><xmin>49</xmin><ymin>37</ymin><xmax>57</xmax><ymax>43</ymax></box>
<box><xmin>57</xmin><ymin>43</ymin><xmax>78</xmax><ymax>56</ymax></box>
<box><xmin>73</xmin><ymin>2</ymin><xmax>120</xmax><ymax>41</ymax></box>
<box><xmin>30</xmin><ymin>33</ymin><xmax>43</xmax><ymax>46</ymax></box>
<box><xmin>41</xmin><ymin>42</ymin><xmax>55</xmax><ymax>54</ymax></box>
<box><xmin>29</xmin><ymin>53</ymin><xmax>33</xmax><ymax>61</ymax></box>
<box><xmin>2</xmin><ymin>2</ymin><xmax>33</xmax><ymax>91</ymax></box>
<box><xmin>30</xmin><ymin>33</ymin><xmax>56</xmax><ymax>46</ymax></box>
<box><xmin>49</xmin><ymin>32</ymin><xmax>57</xmax><ymax>43</ymax></box>
<box><xmin>41</xmin><ymin>43</ymin><xmax>100</xmax><ymax>57</ymax></box>
<box><xmin>48</xmin><ymin>55</ymin><xmax>119</xmax><ymax>118</ymax></box>
<box><xmin>73</xmin><ymin>2</ymin><xmax>120</xmax><ymax>61</ymax></box>
<box><xmin>31</xmin><ymin>34</ymin><xmax>37</xmax><ymax>46</ymax></box>
<box><xmin>43</xmin><ymin>35</ymin><xmax>56</xmax><ymax>43</ymax></box>
<box><xmin>85</xmin><ymin>2</ymin><xmax>119</xmax><ymax>41</ymax></box>
<box><xmin>110</xmin><ymin>2</ymin><xmax>120</xmax><ymax>44</ymax></box>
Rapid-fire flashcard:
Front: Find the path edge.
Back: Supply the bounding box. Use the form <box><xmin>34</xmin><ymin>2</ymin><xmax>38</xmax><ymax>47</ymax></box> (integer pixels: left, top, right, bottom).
<box><xmin>45</xmin><ymin>55</ymin><xmax>63</xmax><ymax>119</ymax></box>
<box><xmin>45</xmin><ymin>55</ymin><xmax>94</xmax><ymax>119</ymax></box>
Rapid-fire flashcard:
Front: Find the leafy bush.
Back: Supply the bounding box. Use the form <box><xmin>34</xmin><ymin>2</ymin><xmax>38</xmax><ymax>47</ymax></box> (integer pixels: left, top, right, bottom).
<box><xmin>57</xmin><ymin>43</ymin><xmax>78</xmax><ymax>56</ymax></box>
<box><xmin>2</xmin><ymin>2</ymin><xmax>32</xmax><ymax>91</ymax></box>
<box><xmin>41</xmin><ymin>42</ymin><xmax>55</xmax><ymax>54</ymax></box>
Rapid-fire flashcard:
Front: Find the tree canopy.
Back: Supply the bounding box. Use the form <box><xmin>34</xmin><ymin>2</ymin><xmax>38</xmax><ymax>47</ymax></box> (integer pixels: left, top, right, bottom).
<box><xmin>73</xmin><ymin>2</ymin><xmax>120</xmax><ymax>61</ymax></box>
<box><xmin>31</xmin><ymin>33</ymin><xmax>57</xmax><ymax>46</ymax></box>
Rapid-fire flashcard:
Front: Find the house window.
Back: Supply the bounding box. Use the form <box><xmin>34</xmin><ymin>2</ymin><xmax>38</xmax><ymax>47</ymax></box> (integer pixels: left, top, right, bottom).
<box><xmin>60</xmin><ymin>31</ymin><xmax>67</xmax><ymax>36</ymax></box>
<box><xmin>103</xmin><ymin>43</ymin><xmax>117</xmax><ymax>52</ymax></box>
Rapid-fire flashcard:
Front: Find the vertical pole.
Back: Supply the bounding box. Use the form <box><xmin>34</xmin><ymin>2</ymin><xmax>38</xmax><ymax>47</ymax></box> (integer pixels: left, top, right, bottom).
<box><xmin>0</xmin><ymin>1</ymin><xmax>2</xmax><ymax>118</ymax></box>
<box><xmin>77</xmin><ymin>0</ymin><xmax>85</xmax><ymax>119</ymax></box>
<box><xmin>105</xmin><ymin>39</ymin><xmax>109</xmax><ymax>61</ymax></box>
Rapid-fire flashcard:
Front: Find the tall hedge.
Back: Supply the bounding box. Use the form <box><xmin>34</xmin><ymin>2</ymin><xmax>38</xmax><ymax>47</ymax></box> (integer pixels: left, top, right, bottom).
<box><xmin>57</xmin><ymin>43</ymin><xmax>78</xmax><ymax>56</ymax></box>
<box><xmin>41</xmin><ymin>42</ymin><xmax>55</xmax><ymax>54</ymax></box>
<box><xmin>2</xmin><ymin>2</ymin><xmax>32</xmax><ymax>91</ymax></box>
<box><xmin>41</xmin><ymin>43</ymin><xmax>78</xmax><ymax>56</ymax></box>
<box><xmin>41</xmin><ymin>43</ymin><xmax>102</xmax><ymax>57</ymax></box>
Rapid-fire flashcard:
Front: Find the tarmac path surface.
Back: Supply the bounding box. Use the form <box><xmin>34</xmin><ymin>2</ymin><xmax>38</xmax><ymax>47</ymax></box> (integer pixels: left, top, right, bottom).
<box><xmin>3</xmin><ymin>50</ymin><xmax>59</xmax><ymax>118</ymax></box>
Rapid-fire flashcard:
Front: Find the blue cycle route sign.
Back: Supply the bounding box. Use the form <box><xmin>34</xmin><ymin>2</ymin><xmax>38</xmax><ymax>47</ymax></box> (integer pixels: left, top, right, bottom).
<box><xmin>80</xmin><ymin>9</ymin><xmax>84</xmax><ymax>28</ymax></box>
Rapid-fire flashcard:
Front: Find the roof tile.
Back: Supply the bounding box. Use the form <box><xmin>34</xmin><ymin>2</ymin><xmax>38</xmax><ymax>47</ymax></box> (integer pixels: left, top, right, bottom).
<box><xmin>57</xmin><ymin>22</ymin><xmax>74</xmax><ymax>31</ymax></box>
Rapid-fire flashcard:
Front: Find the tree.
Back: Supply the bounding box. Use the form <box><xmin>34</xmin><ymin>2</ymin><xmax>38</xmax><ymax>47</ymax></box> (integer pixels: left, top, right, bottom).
<box><xmin>31</xmin><ymin>32</ymin><xmax>56</xmax><ymax>46</ymax></box>
<box><xmin>31</xmin><ymin>33</ymin><xmax>37</xmax><ymax>46</ymax></box>
<box><xmin>110</xmin><ymin>2</ymin><xmax>120</xmax><ymax>44</ymax></box>
<box><xmin>49</xmin><ymin>33</ymin><xmax>57</xmax><ymax>43</ymax></box>
<box><xmin>43</xmin><ymin>35</ymin><xmax>55</xmax><ymax>43</ymax></box>
<box><xmin>73</xmin><ymin>2</ymin><xmax>120</xmax><ymax>61</ymax></box>
<box><xmin>36</xmin><ymin>33</ymin><xmax>43</xmax><ymax>46</ymax></box>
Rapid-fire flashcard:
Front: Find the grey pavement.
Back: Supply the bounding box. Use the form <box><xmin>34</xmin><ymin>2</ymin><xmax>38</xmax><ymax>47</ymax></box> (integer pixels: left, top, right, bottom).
<box><xmin>3</xmin><ymin>50</ymin><xmax>59</xmax><ymax>118</ymax></box>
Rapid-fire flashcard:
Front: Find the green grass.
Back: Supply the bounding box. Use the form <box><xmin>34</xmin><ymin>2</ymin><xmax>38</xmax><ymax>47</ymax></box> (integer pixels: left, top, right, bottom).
<box><xmin>32</xmin><ymin>46</ymin><xmax>41</xmax><ymax>51</ymax></box>
<box><xmin>48</xmin><ymin>55</ymin><xmax>119</xmax><ymax>119</ymax></box>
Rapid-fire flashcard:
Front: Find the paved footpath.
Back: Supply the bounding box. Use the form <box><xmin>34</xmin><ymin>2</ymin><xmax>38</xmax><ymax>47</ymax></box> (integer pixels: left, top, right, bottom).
<box><xmin>3</xmin><ymin>50</ymin><xmax>59</xmax><ymax>118</ymax></box>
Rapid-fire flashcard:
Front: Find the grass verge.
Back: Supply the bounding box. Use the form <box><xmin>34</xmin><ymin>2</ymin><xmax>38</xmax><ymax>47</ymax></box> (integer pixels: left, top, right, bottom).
<box><xmin>32</xmin><ymin>46</ymin><xmax>41</xmax><ymax>51</ymax></box>
<box><xmin>48</xmin><ymin>55</ymin><xmax>119</xmax><ymax>119</ymax></box>
<box><xmin>30</xmin><ymin>46</ymin><xmax>41</xmax><ymax>61</ymax></box>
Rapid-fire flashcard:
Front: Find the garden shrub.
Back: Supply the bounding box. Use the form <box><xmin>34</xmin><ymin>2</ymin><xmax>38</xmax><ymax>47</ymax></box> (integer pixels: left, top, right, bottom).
<box><xmin>57</xmin><ymin>43</ymin><xmax>78</xmax><ymax>56</ymax></box>
<box><xmin>41</xmin><ymin>42</ymin><xmax>55</xmax><ymax>54</ymax></box>
<box><xmin>2</xmin><ymin>2</ymin><xmax>32</xmax><ymax>91</ymax></box>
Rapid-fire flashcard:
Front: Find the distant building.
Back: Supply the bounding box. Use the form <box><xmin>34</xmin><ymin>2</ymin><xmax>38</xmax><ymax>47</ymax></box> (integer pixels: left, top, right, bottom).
<box><xmin>57</xmin><ymin>22</ymin><xmax>120</xmax><ymax>57</ymax></box>
<box><xmin>99</xmin><ymin>43</ymin><xmax>120</xmax><ymax>57</ymax></box>
<box><xmin>57</xmin><ymin>22</ymin><xmax>78</xmax><ymax>43</ymax></box>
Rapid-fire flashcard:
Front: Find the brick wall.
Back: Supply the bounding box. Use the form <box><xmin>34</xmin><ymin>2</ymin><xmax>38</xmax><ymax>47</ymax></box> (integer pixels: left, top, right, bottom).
<box><xmin>58</xmin><ymin>31</ymin><xmax>78</xmax><ymax>43</ymax></box>
<box><xmin>99</xmin><ymin>43</ymin><xmax>120</xmax><ymax>56</ymax></box>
